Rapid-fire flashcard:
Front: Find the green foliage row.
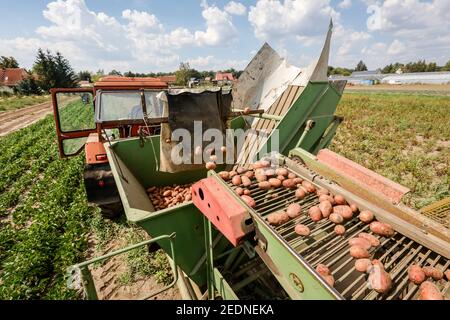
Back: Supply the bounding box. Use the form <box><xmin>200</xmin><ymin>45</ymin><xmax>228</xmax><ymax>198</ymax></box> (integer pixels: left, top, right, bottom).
<box><xmin>0</xmin><ymin>103</ymin><xmax>95</xmax><ymax>299</ymax></box>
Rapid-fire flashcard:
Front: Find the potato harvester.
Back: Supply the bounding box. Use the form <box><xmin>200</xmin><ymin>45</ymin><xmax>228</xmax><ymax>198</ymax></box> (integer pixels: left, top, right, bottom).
<box><xmin>63</xmin><ymin>23</ymin><xmax>449</xmax><ymax>300</ymax></box>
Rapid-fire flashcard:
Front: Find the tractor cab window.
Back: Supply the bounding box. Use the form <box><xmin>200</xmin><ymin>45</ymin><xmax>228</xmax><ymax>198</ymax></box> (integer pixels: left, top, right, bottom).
<box><xmin>95</xmin><ymin>90</ymin><xmax>164</xmax><ymax>123</ymax></box>
<box><xmin>56</xmin><ymin>92</ymin><xmax>95</xmax><ymax>132</ymax></box>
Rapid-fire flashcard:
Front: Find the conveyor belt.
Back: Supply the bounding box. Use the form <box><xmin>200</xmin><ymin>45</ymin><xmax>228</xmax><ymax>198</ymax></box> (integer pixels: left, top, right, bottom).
<box><xmin>225</xmin><ymin>168</ymin><xmax>450</xmax><ymax>300</ymax></box>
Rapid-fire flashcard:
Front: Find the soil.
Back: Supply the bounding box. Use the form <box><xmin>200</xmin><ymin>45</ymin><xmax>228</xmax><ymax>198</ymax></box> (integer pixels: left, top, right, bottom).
<box><xmin>86</xmin><ymin>234</ymin><xmax>181</xmax><ymax>300</ymax></box>
<box><xmin>0</xmin><ymin>102</ymin><xmax>53</xmax><ymax>137</ymax></box>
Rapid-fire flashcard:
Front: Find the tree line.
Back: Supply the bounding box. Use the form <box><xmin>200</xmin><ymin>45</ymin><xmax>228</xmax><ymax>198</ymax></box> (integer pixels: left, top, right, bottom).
<box><xmin>78</xmin><ymin>63</ymin><xmax>243</xmax><ymax>86</ymax></box>
<box><xmin>328</xmin><ymin>59</ymin><xmax>450</xmax><ymax>76</ymax></box>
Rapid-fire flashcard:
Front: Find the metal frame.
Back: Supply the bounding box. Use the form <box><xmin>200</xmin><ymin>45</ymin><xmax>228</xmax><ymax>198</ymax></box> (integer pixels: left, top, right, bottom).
<box><xmin>50</xmin><ymin>87</ymin><xmax>97</xmax><ymax>158</ymax></box>
<box><xmin>67</xmin><ymin>233</ymin><xmax>178</xmax><ymax>300</ymax></box>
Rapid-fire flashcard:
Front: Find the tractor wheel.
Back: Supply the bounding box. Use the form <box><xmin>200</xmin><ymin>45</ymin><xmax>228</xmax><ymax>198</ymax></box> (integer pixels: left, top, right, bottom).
<box><xmin>99</xmin><ymin>202</ymin><xmax>124</xmax><ymax>219</ymax></box>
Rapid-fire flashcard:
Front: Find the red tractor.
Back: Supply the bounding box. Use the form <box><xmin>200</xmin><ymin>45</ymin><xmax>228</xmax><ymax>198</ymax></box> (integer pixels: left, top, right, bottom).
<box><xmin>50</xmin><ymin>76</ymin><xmax>169</xmax><ymax>218</ymax></box>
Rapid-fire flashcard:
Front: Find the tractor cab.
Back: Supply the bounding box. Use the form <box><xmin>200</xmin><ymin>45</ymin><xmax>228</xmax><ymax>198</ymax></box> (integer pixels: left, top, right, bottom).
<box><xmin>51</xmin><ymin>76</ymin><xmax>168</xmax><ymax>159</ymax></box>
<box><xmin>50</xmin><ymin>76</ymin><xmax>169</xmax><ymax>217</ymax></box>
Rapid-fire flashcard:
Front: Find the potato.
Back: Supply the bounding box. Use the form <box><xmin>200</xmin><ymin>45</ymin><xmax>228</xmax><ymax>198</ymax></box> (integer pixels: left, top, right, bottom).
<box><xmin>241</xmin><ymin>195</ymin><xmax>255</xmax><ymax>208</ymax></box>
<box><xmin>235</xmin><ymin>187</ymin><xmax>244</xmax><ymax>196</ymax></box>
<box><xmin>244</xmin><ymin>171</ymin><xmax>254</xmax><ymax>179</ymax></box>
<box><xmin>422</xmin><ymin>266</ymin><xmax>444</xmax><ymax>281</ymax></box>
<box><xmin>294</xmin><ymin>224</ymin><xmax>310</xmax><ymax>236</ymax></box>
<box><xmin>301</xmin><ymin>181</ymin><xmax>316</xmax><ymax>193</ymax></box>
<box><xmin>334</xmin><ymin>225</ymin><xmax>346</xmax><ymax>235</ymax></box>
<box><xmin>293</xmin><ymin>177</ymin><xmax>303</xmax><ymax>185</ymax></box>
<box><xmin>308</xmin><ymin>206</ymin><xmax>322</xmax><ymax>222</ymax></box>
<box><xmin>264</xmin><ymin>169</ymin><xmax>276</xmax><ymax>177</ymax></box>
<box><xmin>319</xmin><ymin>194</ymin><xmax>335</xmax><ymax>205</ymax></box>
<box><xmin>243</xmin><ymin>107</ymin><xmax>251</xmax><ymax>115</ymax></box>
<box><xmin>205</xmin><ymin>162</ymin><xmax>216</xmax><ymax>170</ymax></box>
<box><xmin>252</xmin><ymin>161</ymin><xmax>269</xmax><ymax>169</ymax></box>
<box><xmin>218</xmin><ymin>171</ymin><xmax>230</xmax><ymax>181</ymax></box>
<box><xmin>275</xmin><ymin>168</ymin><xmax>288</xmax><ymax>176</ymax></box>
<box><xmin>287</xmin><ymin>203</ymin><xmax>302</xmax><ymax>218</ymax></box>
<box><xmin>418</xmin><ymin>281</ymin><xmax>443</xmax><ymax>300</ymax></box>
<box><xmin>209</xmin><ymin>155</ymin><xmax>218</xmax><ymax>162</ymax></box>
<box><xmin>229</xmin><ymin>170</ymin><xmax>237</xmax><ymax>178</ymax></box>
<box><xmin>370</xmin><ymin>221</ymin><xmax>395</xmax><ymax>237</ymax></box>
<box><xmin>255</xmin><ymin>173</ymin><xmax>267</xmax><ymax>182</ymax></box>
<box><xmin>408</xmin><ymin>265</ymin><xmax>426</xmax><ymax>285</ymax></box>
<box><xmin>220</xmin><ymin>146</ymin><xmax>227</xmax><ymax>153</ymax></box>
<box><xmin>348</xmin><ymin>238</ymin><xmax>371</xmax><ymax>250</ymax></box>
<box><xmin>258</xmin><ymin>181</ymin><xmax>271</xmax><ymax>190</ymax></box>
<box><xmin>267</xmin><ymin>213</ymin><xmax>281</xmax><ymax>225</ymax></box>
<box><xmin>279</xmin><ymin>211</ymin><xmax>290</xmax><ymax>224</ymax></box>
<box><xmin>259</xmin><ymin>160</ymin><xmax>271</xmax><ymax>168</ymax></box>
<box><xmin>323</xmin><ymin>274</ymin><xmax>335</xmax><ymax>287</ymax></box>
<box><xmin>232</xmin><ymin>175</ymin><xmax>242</xmax><ymax>186</ymax></box>
<box><xmin>282</xmin><ymin>179</ymin><xmax>296</xmax><ymax>189</ymax></box>
<box><xmin>243</xmin><ymin>189</ymin><xmax>251</xmax><ymax>196</ymax></box>
<box><xmin>334</xmin><ymin>194</ymin><xmax>346</xmax><ymax>205</ymax></box>
<box><xmin>316</xmin><ymin>264</ymin><xmax>330</xmax><ymax>276</ymax></box>
<box><xmin>368</xmin><ymin>263</ymin><xmax>392</xmax><ymax>294</ymax></box>
<box><xmin>317</xmin><ymin>188</ymin><xmax>330</xmax><ymax>196</ymax></box>
<box><xmin>349</xmin><ymin>246</ymin><xmax>370</xmax><ymax>259</ymax></box>
<box><xmin>318</xmin><ymin>200</ymin><xmax>332</xmax><ymax>218</ymax></box>
<box><xmin>288</xmin><ymin>172</ymin><xmax>296</xmax><ymax>179</ymax></box>
<box><xmin>236</xmin><ymin>167</ymin><xmax>247</xmax><ymax>174</ymax></box>
<box><xmin>267</xmin><ymin>212</ymin><xmax>281</xmax><ymax>226</ymax></box>
<box><xmin>268</xmin><ymin>178</ymin><xmax>282</xmax><ymax>188</ymax></box>
<box><xmin>333</xmin><ymin>205</ymin><xmax>353</xmax><ymax>219</ymax></box>
<box><xmin>329</xmin><ymin>213</ymin><xmax>344</xmax><ymax>224</ymax></box>
<box><xmin>350</xmin><ymin>203</ymin><xmax>358</xmax><ymax>213</ymax></box>
<box><xmin>359</xmin><ymin>210</ymin><xmax>374</xmax><ymax>223</ymax></box>
<box><xmin>358</xmin><ymin>233</ymin><xmax>380</xmax><ymax>247</ymax></box>
<box><xmin>295</xmin><ymin>188</ymin><xmax>307</xmax><ymax>200</ymax></box>
<box><xmin>355</xmin><ymin>259</ymin><xmax>372</xmax><ymax>273</ymax></box>
<box><xmin>276</xmin><ymin>175</ymin><xmax>285</xmax><ymax>182</ymax></box>
<box><xmin>163</xmin><ymin>190</ymin><xmax>172</xmax><ymax>197</ymax></box>
<box><xmin>241</xmin><ymin>175</ymin><xmax>252</xmax><ymax>187</ymax></box>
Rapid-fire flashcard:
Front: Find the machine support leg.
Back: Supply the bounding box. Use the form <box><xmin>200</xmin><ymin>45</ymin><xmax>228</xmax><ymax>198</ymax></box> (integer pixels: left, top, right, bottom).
<box><xmin>203</xmin><ymin>216</ymin><xmax>215</xmax><ymax>300</ymax></box>
<box><xmin>80</xmin><ymin>266</ymin><xmax>98</xmax><ymax>300</ymax></box>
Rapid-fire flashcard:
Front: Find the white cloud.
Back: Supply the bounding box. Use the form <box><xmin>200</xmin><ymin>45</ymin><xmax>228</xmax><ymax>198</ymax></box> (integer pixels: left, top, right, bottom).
<box><xmin>248</xmin><ymin>0</ymin><xmax>339</xmax><ymax>40</ymax></box>
<box><xmin>224</xmin><ymin>1</ymin><xmax>247</xmax><ymax>15</ymax></box>
<box><xmin>194</xmin><ymin>4</ymin><xmax>237</xmax><ymax>46</ymax></box>
<box><xmin>0</xmin><ymin>0</ymin><xmax>240</xmax><ymax>72</ymax></box>
<box><xmin>361</xmin><ymin>0</ymin><xmax>450</xmax><ymax>66</ymax></box>
<box><xmin>387</xmin><ymin>39</ymin><xmax>405</xmax><ymax>55</ymax></box>
<box><xmin>338</xmin><ymin>0</ymin><xmax>352</xmax><ymax>9</ymax></box>
<box><xmin>188</xmin><ymin>55</ymin><xmax>215</xmax><ymax>68</ymax></box>
<box><xmin>122</xmin><ymin>9</ymin><xmax>163</xmax><ymax>33</ymax></box>
<box><xmin>186</xmin><ymin>56</ymin><xmax>248</xmax><ymax>71</ymax></box>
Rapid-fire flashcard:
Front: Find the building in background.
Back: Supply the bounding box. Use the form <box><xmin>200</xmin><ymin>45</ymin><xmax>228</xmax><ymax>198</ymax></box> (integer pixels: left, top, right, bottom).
<box><xmin>215</xmin><ymin>72</ymin><xmax>236</xmax><ymax>86</ymax></box>
<box><xmin>159</xmin><ymin>75</ymin><xmax>176</xmax><ymax>85</ymax></box>
<box><xmin>381</xmin><ymin>72</ymin><xmax>450</xmax><ymax>85</ymax></box>
<box><xmin>0</xmin><ymin>68</ymin><xmax>28</xmax><ymax>93</ymax></box>
<box><xmin>329</xmin><ymin>70</ymin><xmax>450</xmax><ymax>85</ymax></box>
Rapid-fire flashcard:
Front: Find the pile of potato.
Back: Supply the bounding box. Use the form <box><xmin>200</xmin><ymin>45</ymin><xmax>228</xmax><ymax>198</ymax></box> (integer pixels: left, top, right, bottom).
<box><xmin>147</xmin><ymin>184</ymin><xmax>192</xmax><ymax>210</ymax></box>
<box><xmin>408</xmin><ymin>264</ymin><xmax>450</xmax><ymax>300</ymax></box>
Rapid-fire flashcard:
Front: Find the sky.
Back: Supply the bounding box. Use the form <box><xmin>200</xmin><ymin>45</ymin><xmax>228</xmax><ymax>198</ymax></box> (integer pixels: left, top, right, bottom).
<box><xmin>0</xmin><ymin>0</ymin><xmax>449</xmax><ymax>73</ymax></box>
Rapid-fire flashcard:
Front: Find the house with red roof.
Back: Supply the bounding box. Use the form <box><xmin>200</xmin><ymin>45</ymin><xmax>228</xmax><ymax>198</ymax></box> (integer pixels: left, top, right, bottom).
<box><xmin>0</xmin><ymin>68</ymin><xmax>29</xmax><ymax>92</ymax></box>
<box><xmin>215</xmin><ymin>72</ymin><xmax>235</xmax><ymax>83</ymax></box>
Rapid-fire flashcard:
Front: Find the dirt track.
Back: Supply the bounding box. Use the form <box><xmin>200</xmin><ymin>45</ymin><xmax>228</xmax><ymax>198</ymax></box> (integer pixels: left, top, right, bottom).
<box><xmin>0</xmin><ymin>102</ymin><xmax>53</xmax><ymax>137</ymax></box>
